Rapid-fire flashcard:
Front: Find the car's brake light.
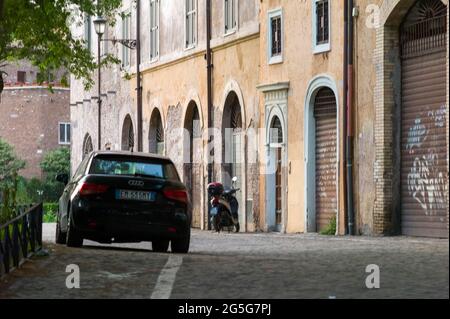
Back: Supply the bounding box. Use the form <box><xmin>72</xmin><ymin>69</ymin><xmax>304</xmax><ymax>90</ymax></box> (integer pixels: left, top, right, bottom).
<box><xmin>79</xmin><ymin>183</ymin><xmax>109</xmax><ymax>196</ymax></box>
<box><xmin>163</xmin><ymin>189</ymin><xmax>188</xmax><ymax>204</ymax></box>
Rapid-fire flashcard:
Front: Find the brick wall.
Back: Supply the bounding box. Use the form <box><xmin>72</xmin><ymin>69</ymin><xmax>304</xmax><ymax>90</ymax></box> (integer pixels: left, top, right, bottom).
<box><xmin>0</xmin><ymin>86</ymin><xmax>70</xmax><ymax>178</ymax></box>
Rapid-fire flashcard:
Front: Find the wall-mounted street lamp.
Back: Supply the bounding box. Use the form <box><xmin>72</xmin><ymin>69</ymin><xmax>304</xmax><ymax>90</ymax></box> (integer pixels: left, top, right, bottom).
<box><xmin>93</xmin><ymin>13</ymin><xmax>142</xmax><ymax>152</ymax></box>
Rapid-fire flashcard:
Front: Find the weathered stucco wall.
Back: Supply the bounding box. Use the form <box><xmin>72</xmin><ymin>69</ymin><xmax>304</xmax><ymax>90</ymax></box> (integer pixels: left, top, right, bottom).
<box><xmin>259</xmin><ymin>0</ymin><xmax>345</xmax><ymax>234</ymax></box>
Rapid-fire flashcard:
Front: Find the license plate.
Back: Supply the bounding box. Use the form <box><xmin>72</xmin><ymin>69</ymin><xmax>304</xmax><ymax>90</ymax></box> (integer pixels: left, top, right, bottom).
<box><xmin>115</xmin><ymin>190</ymin><xmax>156</xmax><ymax>202</ymax></box>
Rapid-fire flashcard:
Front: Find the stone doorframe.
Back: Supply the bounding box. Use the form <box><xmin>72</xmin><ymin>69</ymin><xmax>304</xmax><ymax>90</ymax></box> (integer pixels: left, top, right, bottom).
<box><xmin>303</xmin><ymin>75</ymin><xmax>341</xmax><ymax>234</ymax></box>
<box><xmin>372</xmin><ymin>0</ymin><xmax>449</xmax><ymax>234</ymax></box>
<box><xmin>257</xmin><ymin>82</ymin><xmax>289</xmax><ymax>233</ymax></box>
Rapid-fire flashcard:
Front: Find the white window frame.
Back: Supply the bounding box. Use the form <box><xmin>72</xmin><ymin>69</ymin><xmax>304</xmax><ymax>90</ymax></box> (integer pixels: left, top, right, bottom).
<box><xmin>84</xmin><ymin>14</ymin><xmax>92</xmax><ymax>52</ymax></box>
<box><xmin>224</xmin><ymin>0</ymin><xmax>238</xmax><ymax>36</ymax></box>
<box><xmin>59</xmin><ymin>122</ymin><xmax>71</xmax><ymax>145</ymax></box>
<box><xmin>267</xmin><ymin>8</ymin><xmax>283</xmax><ymax>65</ymax></box>
<box><xmin>122</xmin><ymin>10</ymin><xmax>131</xmax><ymax>67</ymax></box>
<box><xmin>312</xmin><ymin>0</ymin><xmax>331</xmax><ymax>54</ymax></box>
<box><xmin>185</xmin><ymin>0</ymin><xmax>197</xmax><ymax>50</ymax></box>
<box><xmin>149</xmin><ymin>0</ymin><xmax>160</xmax><ymax>62</ymax></box>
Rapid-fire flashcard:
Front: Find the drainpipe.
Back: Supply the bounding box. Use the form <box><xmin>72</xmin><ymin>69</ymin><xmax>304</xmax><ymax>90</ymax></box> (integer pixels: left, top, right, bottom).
<box><xmin>343</xmin><ymin>0</ymin><xmax>348</xmax><ymax>235</ymax></box>
<box><xmin>136</xmin><ymin>0</ymin><xmax>143</xmax><ymax>152</ymax></box>
<box><xmin>206</xmin><ymin>0</ymin><xmax>214</xmax><ymax>229</ymax></box>
<box><xmin>346</xmin><ymin>0</ymin><xmax>355</xmax><ymax>235</ymax></box>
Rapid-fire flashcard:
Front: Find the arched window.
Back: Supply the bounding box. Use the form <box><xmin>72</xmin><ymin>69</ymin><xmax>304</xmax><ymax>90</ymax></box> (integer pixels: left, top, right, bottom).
<box><xmin>149</xmin><ymin>109</ymin><xmax>165</xmax><ymax>155</ymax></box>
<box><xmin>121</xmin><ymin>115</ymin><xmax>135</xmax><ymax>151</ymax></box>
<box><xmin>270</xmin><ymin>116</ymin><xmax>283</xmax><ymax>144</ymax></box>
<box><xmin>82</xmin><ymin>134</ymin><xmax>93</xmax><ymax>159</ymax></box>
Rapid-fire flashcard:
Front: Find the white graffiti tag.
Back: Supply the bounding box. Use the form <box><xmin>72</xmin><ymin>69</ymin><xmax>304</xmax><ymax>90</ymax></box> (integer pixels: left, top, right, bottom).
<box><xmin>406</xmin><ymin>118</ymin><xmax>427</xmax><ymax>153</ymax></box>
<box><xmin>408</xmin><ymin>153</ymin><xmax>448</xmax><ymax>215</ymax></box>
<box><xmin>406</xmin><ymin>105</ymin><xmax>448</xmax><ymax>216</ymax></box>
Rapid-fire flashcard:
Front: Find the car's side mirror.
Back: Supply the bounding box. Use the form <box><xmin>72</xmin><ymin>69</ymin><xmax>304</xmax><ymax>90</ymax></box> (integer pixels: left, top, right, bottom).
<box><xmin>56</xmin><ymin>173</ymin><xmax>69</xmax><ymax>185</ymax></box>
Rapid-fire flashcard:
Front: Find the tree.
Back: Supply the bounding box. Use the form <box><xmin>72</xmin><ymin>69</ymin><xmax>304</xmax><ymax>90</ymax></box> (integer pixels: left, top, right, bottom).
<box><xmin>0</xmin><ymin>137</ymin><xmax>25</xmax><ymax>190</ymax></box>
<box><xmin>40</xmin><ymin>147</ymin><xmax>70</xmax><ymax>178</ymax></box>
<box><xmin>40</xmin><ymin>147</ymin><xmax>70</xmax><ymax>201</ymax></box>
<box><xmin>0</xmin><ymin>138</ymin><xmax>25</xmax><ymax>221</ymax></box>
<box><xmin>0</xmin><ymin>0</ymin><xmax>122</xmax><ymax>97</ymax></box>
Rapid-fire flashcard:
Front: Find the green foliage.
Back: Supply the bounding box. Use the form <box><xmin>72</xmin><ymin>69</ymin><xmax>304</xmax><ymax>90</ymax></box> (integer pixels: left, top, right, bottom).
<box><xmin>0</xmin><ymin>0</ymin><xmax>122</xmax><ymax>94</ymax></box>
<box><xmin>320</xmin><ymin>216</ymin><xmax>337</xmax><ymax>236</ymax></box>
<box><xmin>40</xmin><ymin>147</ymin><xmax>70</xmax><ymax>177</ymax></box>
<box><xmin>43</xmin><ymin>202</ymin><xmax>58</xmax><ymax>223</ymax></box>
<box><xmin>0</xmin><ymin>138</ymin><xmax>26</xmax><ymax>189</ymax></box>
<box><xmin>0</xmin><ymin>138</ymin><xmax>26</xmax><ymax>223</ymax></box>
<box><xmin>40</xmin><ymin>147</ymin><xmax>70</xmax><ymax>202</ymax></box>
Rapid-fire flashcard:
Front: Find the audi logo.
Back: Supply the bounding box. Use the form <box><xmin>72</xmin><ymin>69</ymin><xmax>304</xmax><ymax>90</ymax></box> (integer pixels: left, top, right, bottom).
<box><xmin>128</xmin><ymin>180</ymin><xmax>144</xmax><ymax>187</ymax></box>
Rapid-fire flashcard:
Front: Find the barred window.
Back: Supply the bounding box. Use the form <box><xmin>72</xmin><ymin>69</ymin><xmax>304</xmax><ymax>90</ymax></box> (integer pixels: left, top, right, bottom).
<box><xmin>316</xmin><ymin>0</ymin><xmax>329</xmax><ymax>45</ymax></box>
<box><xmin>271</xmin><ymin>16</ymin><xmax>282</xmax><ymax>56</ymax></box>
<box><xmin>268</xmin><ymin>9</ymin><xmax>283</xmax><ymax>64</ymax></box>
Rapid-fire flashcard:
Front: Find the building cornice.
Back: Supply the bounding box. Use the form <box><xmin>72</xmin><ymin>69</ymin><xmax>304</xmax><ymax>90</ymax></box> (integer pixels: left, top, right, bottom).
<box><xmin>2</xmin><ymin>86</ymin><xmax>70</xmax><ymax>91</ymax></box>
<box><xmin>137</xmin><ymin>31</ymin><xmax>260</xmax><ymax>76</ymax></box>
<box><xmin>256</xmin><ymin>82</ymin><xmax>290</xmax><ymax>93</ymax></box>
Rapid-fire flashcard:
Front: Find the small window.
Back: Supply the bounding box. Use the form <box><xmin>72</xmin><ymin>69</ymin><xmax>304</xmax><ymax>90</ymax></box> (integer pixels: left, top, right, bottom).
<box><xmin>122</xmin><ymin>11</ymin><xmax>131</xmax><ymax>67</ymax></box>
<box><xmin>185</xmin><ymin>0</ymin><xmax>197</xmax><ymax>48</ymax></box>
<box><xmin>150</xmin><ymin>0</ymin><xmax>160</xmax><ymax>61</ymax></box>
<box><xmin>313</xmin><ymin>0</ymin><xmax>330</xmax><ymax>53</ymax></box>
<box><xmin>17</xmin><ymin>71</ymin><xmax>26</xmax><ymax>83</ymax></box>
<box><xmin>59</xmin><ymin>122</ymin><xmax>71</xmax><ymax>145</ymax></box>
<box><xmin>224</xmin><ymin>0</ymin><xmax>238</xmax><ymax>34</ymax></box>
<box><xmin>84</xmin><ymin>14</ymin><xmax>92</xmax><ymax>51</ymax></box>
<box><xmin>268</xmin><ymin>9</ymin><xmax>283</xmax><ymax>64</ymax></box>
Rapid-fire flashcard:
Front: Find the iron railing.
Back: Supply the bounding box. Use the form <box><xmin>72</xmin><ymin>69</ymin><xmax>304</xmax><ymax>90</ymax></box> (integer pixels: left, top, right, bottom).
<box><xmin>0</xmin><ymin>203</ymin><xmax>43</xmax><ymax>277</ymax></box>
<box><xmin>401</xmin><ymin>15</ymin><xmax>447</xmax><ymax>58</ymax></box>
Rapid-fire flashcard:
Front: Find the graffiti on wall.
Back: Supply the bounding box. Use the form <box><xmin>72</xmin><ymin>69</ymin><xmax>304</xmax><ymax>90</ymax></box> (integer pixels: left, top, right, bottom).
<box><xmin>406</xmin><ymin>104</ymin><xmax>448</xmax><ymax>216</ymax></box>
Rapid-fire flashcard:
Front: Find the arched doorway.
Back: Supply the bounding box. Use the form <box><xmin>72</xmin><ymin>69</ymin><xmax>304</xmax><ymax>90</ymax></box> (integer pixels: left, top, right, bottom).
<box><xmin>121</xmin><ymin>115</ymin><xmax>135</xmax><ymax>151</ymax></box>
<box><xmin>82</xmin><ymin>133</ymin><xmax>93</xmax><ymax>159</ymax></box>
<box><xmin>400</xmin><ymin>0</ymin><xmax>448</xmax><ymax>237</ymax></box>
<box><xmin>313</xmin><ymin>87</ymin><xmax>338</xmax><ymax>233</ymax></box>
<box><xmin>184</xmin><ymin>101</ymin><xmax>202</xmax><ymax>229</ymax></box>
<box><xmin>304</xmin><ymin>77</ymin><xmax>340</xmax><ymax>234</ymax></box>
<box><xmin>149</xmin><ymin>108</ymin><xmax>164</xmax><ymax>155</ymax></box>
<box><xmin>272</xmin><ymin>116</ymin><xmax>283</xmax><ymax>231</ymax></box>
<box><xmin>222</xmin><ymin>91</ymin><xmax>244</xmax><ymax>230</ymax></box>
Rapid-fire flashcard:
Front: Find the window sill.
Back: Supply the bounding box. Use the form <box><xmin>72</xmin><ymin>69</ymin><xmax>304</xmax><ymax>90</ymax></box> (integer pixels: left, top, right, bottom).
<box><xmin>313</xmin><ymin>43</ymin><xmax>331</xmax><ymax>54</ymax></box>
<box><xmin>269</xmin><ymin>55</ymin><xmax>283</xmax><ymax>65</ymax></box>
<box><xmin>184</xmin><ymin>44</ymin><xmax>196</xmax><ymax>52</ymax></box>
<box><xmin>149</xmin><ymin>56</ymin><xmax>159</xmax><ymax>64</ymax></box>
<box><xmin>224</xmin><ymin>29</ymin><xmax>237</xmax><ymax>37</ymax></box>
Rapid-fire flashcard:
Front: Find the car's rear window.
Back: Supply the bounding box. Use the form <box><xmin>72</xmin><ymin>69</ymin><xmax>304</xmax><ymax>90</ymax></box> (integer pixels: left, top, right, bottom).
<box><xmin>89</xmin><ymin>156</ymin><xmax>180</xmax><ymax>181</ymax></box>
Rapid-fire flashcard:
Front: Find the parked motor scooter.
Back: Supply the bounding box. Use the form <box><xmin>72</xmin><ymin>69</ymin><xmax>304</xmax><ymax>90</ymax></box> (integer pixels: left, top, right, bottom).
<box><xmin>207</xmin><ymin>177</ymin><xmax>240</xmax><ymax>233</ymax></box>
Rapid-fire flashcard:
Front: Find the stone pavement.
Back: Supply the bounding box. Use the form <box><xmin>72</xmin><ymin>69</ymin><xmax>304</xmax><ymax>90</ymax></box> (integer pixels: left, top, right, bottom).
<box><xmin>0</xmin><ymin>223</ymin><xmax>448</xmax><ymax>299</ymax></box>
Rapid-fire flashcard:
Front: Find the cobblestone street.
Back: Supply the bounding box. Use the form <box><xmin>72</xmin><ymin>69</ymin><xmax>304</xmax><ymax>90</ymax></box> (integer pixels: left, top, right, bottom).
<box><xmin>0</xmin><ymin>224</ymin><xmax>448</xmax><ymax>299</ymax></box>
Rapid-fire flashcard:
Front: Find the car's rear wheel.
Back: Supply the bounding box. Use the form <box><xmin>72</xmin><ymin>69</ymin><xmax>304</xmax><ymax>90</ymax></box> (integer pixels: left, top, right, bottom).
<box><xmin>66</xmin><ymin>208</ymin><xmax>83</xmax><ymax>248</ymax></box>
<box><xmin>55</xmin><ymin>214</ymin><xmax>67</xmax><ymax>244</ymax></box>
<box><xmin>152</xmin><ymin>239</ymin><xmax>169</xmax><ymax>253</ymax></box>
<box><xmin>171</xmin><ymin>228</ymin><xmax>190</xmax><ymax>254</ymax></box>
